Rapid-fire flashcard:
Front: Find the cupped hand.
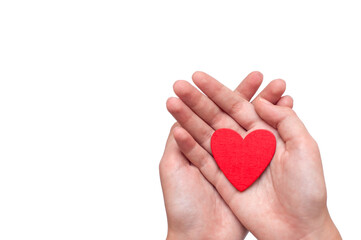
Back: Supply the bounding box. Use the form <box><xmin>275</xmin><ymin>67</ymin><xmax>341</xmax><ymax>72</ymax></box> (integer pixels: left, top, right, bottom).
<box><xmin>160</xmin><ymin>72</ymin><xmax>292</xmax><ymax>240</ymax></box>
<box><xmin>167</xmin><ymin>71</ymin><xmax>341</xmax><ymax>239</ymax></box>
<box><xmin>160</xmin><ymin>123</ymin><xmax>245</xmax><ymax>240</ymax></box>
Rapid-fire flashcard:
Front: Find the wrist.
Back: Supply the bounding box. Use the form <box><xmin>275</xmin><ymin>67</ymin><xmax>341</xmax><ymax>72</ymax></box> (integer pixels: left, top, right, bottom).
<box><xmin>166</xmin><ymin>228</ymin><xmax>201</xmax><ymax>240</ymax></box>
<box><xmin>166</xmin><ymin>230</ymin><xmax>186</xmax><ymax>240</ymax></box>
<box><xmin>300</xmin><ymin>211</ymin><xmax>341</xmax><ymax>240</ymax></box>
<box><xmin>167</xmin><ymin>227</ymin><xmax>248</xmax><ymax>240</ymax></box>
<box><xmin>166</xmin><ymin>230</ymin><xmax>203</xmax><ymax>240</ymax></box>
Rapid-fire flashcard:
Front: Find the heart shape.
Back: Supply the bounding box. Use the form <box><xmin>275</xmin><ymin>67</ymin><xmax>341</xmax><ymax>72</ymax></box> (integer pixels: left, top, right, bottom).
<box><xmin>211</xmin><ymin>128</ymin><xmax>276</xmax><ymax>192</ymax></box>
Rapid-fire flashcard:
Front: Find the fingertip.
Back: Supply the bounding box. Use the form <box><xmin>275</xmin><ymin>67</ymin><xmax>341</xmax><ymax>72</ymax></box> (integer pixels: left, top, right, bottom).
<box><xmin>192</xmin><ymin>71</ymin><xmax>206</xmax><ymax>80</ymax></box>
<box><xmin>277</xmin><ymin>95</ymin><xmax>294</xmax><ymax>109</ymax></box>
<box><xmin>192</xmin><ymin>71</ymin><xmax>209</xmax><ymax>86</ymax></box>
<box><xmin>172</xmin><ymin>80</ymin><xmax>183</xmax><ymax>92</ymax></box>
<box><xmin>166</xmin><ymin>97</ymin><xmax>181</xmax><ymax>113</ymax></box>
<box><xmin>166</xmin><ymin>97</ymin><xmax>174</xmax><ymax>110</ymax></box>
<box><xmin>173</xmin><ymin>80</ymin><xmax>190</xmax><ymax>97</ymax></box>
<box><xmin>251</xmin><ymin>71</ymin><xmax>263</xmax><ymax>78</ymax></box>
<box><xmin>276</xmin><ymin>78</ymin><xmax>286</xmax><ymax>86</ymax></box>
<box><xmin>249</xmin><ymin>71</ymin><xmax>264</xmax><ymax>83</ymax></box>
<box><xmin>253</xmin><ymin>78</ymin><xmax>287</xmax><ymax>105</ymax></box>
<box><xmin>235</xmin><ymin>71</ymin><xmax>264</xmax><ymax>100</ymax></box>
<box><xmin>170</xmin><ymin>122</ymin><xmax>180</xmax><ymax>131</ymax></box>
<box><xmin>270</xmin><ymin>79</ymin><xmax>286</xmax><ymax>95</ymax></box>
<box><xmin>247</xmin><ymin>71</ymin><xmax>264</xmax><ymax>88</ymax></box>
<box><xmin>173</xmin><ymin>126</ymin><xmax>185</xmax><ymax>140</ymax></box>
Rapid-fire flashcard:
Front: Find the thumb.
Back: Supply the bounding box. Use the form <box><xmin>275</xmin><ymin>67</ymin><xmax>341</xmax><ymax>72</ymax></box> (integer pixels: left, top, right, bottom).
<box><xmin>254</xmin><ymin>97</ymin><xmax>313</xmax><ymax>147</ymax></box>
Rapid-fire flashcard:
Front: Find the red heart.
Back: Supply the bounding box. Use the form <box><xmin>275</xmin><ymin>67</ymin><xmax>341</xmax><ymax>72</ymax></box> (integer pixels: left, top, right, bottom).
<box><xmin>211</xmin><ymin>128</ymin><xmax>276</xmax><ymax>192</ymax></box>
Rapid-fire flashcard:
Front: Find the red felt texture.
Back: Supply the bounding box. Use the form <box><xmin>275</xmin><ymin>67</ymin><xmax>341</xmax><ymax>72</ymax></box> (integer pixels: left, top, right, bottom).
<box><xmin>211</xmin><ymin>128</ymin><xmax>276</xmax><ymax>192</ymax></box>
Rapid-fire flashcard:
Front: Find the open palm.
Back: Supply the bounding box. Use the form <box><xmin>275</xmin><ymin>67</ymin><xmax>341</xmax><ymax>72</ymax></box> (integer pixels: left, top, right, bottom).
<box><xmin>167</xmin><ymin>72</ymin><xmax>340</xmax><ymax>239</ymax></box>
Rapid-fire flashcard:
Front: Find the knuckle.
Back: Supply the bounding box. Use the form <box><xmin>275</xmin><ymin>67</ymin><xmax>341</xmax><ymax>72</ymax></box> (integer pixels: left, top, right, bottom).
<box><xmin>229</xmin><ymin>100</ymin><xmax>246</xmax><ymax>115</ymax></box>
<box><xmin>213</xmin><ymin>170</ymin><xmax>223</xmax><ymax>191</ymax></box>
<box><xmin>309</xmin><ymin>137</ymin><xmax>320</xmax><ymax>152</ymax></box>
<box><xmin>295</xmin><ymin>135</ymin><xmax>319</xmax><ymax>152</ymax></box>
<box><xmin>209</xmin><ymin>112</ymin><xmax>225</xmax><ymax>127</ymax></box>
<box><xmin>189</xmin><ymin>94</ymin><xmax>204</xmax><ymax>109</ymax></box>
<box><xmin>296</xmin><ymin>136</ymin><xmax>311</xmax><ymax>148</ymax></box>
<box><xmin>198</xmin><ymin>153</ymin><xmax>209</xmax><ymax>170</ymax></box>
<box><xmin>201</xmin><ymin>130</ymin><xmax>213</xmax><ymax>147</ymax></box>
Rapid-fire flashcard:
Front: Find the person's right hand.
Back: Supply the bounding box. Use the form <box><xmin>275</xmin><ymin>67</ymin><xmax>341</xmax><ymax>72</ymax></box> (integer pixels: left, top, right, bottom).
<box><xmin>168</xmin><ymin>72</ymin><xmax>341</xmax><ymax>239</ymax></box>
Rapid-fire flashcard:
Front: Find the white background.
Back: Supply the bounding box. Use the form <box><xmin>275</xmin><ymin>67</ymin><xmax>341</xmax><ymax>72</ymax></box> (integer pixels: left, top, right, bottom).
<box><xmin>0</xmin><ymin>1</ymin><xmax>360</xmax><ymax>239</ymax></box>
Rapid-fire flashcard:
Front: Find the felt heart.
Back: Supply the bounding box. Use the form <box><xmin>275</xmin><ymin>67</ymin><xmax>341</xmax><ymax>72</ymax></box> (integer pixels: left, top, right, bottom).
<box><xmin>211</xmin><ymin>128</ymin><xmax>276</xmax><ymax>192</ymax></box>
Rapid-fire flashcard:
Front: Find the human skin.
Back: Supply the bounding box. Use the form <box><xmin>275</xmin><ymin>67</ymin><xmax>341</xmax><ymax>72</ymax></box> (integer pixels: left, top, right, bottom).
<box><xmin>160</xmin><ymin>71</ymin><xmax>294</xmax><ymax>240</ymax></box>
<box><xmin>167</xmin><ymin>71</ymin><xmax>341</xmax><ymax>239</ymax></box>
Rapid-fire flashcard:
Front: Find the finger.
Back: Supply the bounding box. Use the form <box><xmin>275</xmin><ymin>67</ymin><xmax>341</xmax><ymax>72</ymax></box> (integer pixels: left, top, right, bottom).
<box><xmin>174</xmin><ymin>74</ymin><xmax>290</xmax><ymax>135</ymax></box>
<box><xmin>166</xmin><ymin>97</ymin><xmax>213</xmax><ymax>153</ymax></box>
<box><xmin>173</xmin><ymin>80</ymin><xmax>245</xmax><ymax>134</ymax></box>
<box><xmin>254</xmin><ymin>97</ymin><xmax>313</xmax><ymax>148</ymax></box>
<box><xmin>162</xmin><ymin>123</ymin><xmax>180</xmax><ymax>152</ymax></box>
<box><xmin>276</xmin><ymin>95</ymin><xmax>293</xmax><ymax>108</ymax></box>
<box><xmin>252</xmin><ymin>79</ymin><xmax>286</xmax><ymax>105</ymax></box>
<box><xmin>159</xmin><ymin>123</ymin><xmax>189</xmax><ymax>173</ymax></box>
<box><xmin>192</xmin><ymin>71</ymin><xmax>262</xmax><ymax>130</ymax></box>
<box><xmin>234</xmin><ymin>71</ymin><xmax>263</xmax><ymax>101</ymax></box>
<box><xmin>173</xmin><ymin>126</ymin><xmax>238</xmax><ymax>202</ymax></box>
